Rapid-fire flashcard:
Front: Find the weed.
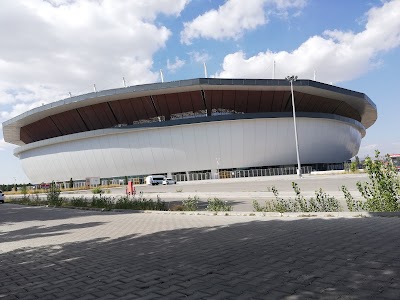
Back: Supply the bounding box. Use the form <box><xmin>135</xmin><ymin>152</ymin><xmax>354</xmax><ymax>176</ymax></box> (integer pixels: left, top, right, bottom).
<box><xmin>342</xmin><ymin>186</ymin><xmax>364</xmax><ymax>212</ymax></box>
<box><xmin>92</xmin><ymin>186</ymin><xmax>103</xmax><ymax>194</ymax></box>
<box><xmin>181</xmin><ymin>195</ymin><xmax>199</xmax><ymax>211</ymax></box>
<box><xmin>47</xmin><ymin>181</ymin><xmax>63</xmax><ymax>206</ymax></box>
<box><xmin>342</xmin><ymin>150</ymin><xmax>400</xmax><ymax>212</ymax></box>
<box><xmin>70</xmin><ymin>197</ymin><xmax>89</xmax><ymax>207</ymax></box>
<box><xmin>253</xmin><ymin>183</ymin><xmax>342</xmax><ymax>213</ymax></box>
<box><xmin>206</xmin><ymin>198</ymin><xmax>232</xmax><ymax>212</ymax></box>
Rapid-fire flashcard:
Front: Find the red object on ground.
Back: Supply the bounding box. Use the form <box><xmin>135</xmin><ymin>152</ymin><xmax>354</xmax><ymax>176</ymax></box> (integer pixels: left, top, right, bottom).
<box><xmin>126</xmin><ymin>181</ymin><xmax>136</xmax><ymax>195</ymax></box>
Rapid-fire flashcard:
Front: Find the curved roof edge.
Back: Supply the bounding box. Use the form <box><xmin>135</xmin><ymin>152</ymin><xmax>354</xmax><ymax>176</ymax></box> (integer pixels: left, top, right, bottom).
<box><xmin>2</xmin><ymin>78</ymin><xmax>377</xmax><ymax>146</ymax></box>
<box><xmin>14</xmin><ymin>112</ymin><xmax>365</xmax><ymax>157</ymax></box>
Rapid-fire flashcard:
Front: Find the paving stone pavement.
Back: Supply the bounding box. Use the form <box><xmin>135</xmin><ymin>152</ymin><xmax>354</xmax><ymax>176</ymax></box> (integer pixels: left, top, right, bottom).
<box><xmin>0</xmin><ymin>204</ymin><xmax>399</xmax><ymax>299</ymax></box>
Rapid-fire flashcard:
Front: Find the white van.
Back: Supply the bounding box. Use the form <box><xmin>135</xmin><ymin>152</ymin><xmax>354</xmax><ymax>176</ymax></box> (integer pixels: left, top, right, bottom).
<box><xmin>145</xmin><ymin>175</ymin><xmax>165</xmax><ymax>185</ymax></box>
<box><xmin>0</xmin><ymin>190</ymin><xmax>5</xmax><ymax>203</ymax></box>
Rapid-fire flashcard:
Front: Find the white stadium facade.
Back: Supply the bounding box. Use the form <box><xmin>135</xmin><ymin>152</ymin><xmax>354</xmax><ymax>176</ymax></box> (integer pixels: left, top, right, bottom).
<box><xmin>3</xmin><ymin>78</ymin><xmax>377</xmax><ymax>184</ymax></box>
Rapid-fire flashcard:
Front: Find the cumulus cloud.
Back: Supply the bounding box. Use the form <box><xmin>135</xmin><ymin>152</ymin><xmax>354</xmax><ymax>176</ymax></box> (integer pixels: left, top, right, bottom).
<box><xmin>0</xmin><ymin>0</ymin><xmax>189</xmax><ymax>123</ymax></box>
<box><xmin>189</xmin><ymin>51</ymin><xmax>212</xmax><ymax>63</ymax></box>
<box><xmin>167</xmin><ymin>56</ymin><xmax>185</xmax><ymax>72</ymax></box>
<box><xmin>215</xmin><ymin>0</ymin><xmax>400</xmax><ymax>83</ymax></box>
<box><xmin>180</xmin><ymin>0</ymin><xmax>306</xmax><ymax>44</ymax></box>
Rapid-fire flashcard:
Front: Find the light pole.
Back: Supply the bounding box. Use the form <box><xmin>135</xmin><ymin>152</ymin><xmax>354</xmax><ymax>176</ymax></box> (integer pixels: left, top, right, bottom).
<box><xmin>285</xmin><ymin>75</ymin><xmax>302</xmax><ymax>177</ymax></box>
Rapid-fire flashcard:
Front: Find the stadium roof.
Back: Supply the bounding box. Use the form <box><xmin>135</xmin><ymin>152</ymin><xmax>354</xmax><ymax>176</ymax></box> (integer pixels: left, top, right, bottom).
<box><xmin>2</xmin><ymin>78</ymin><xmax>377</xmax><ymax>146</ymax></box>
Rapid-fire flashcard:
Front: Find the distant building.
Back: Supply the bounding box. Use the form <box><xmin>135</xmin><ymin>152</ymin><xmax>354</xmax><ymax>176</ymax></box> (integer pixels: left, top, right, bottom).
<box><xmin>2</xmin><ymin>78</ymin><xmax>377</xmax><ymax>183</ymax></box>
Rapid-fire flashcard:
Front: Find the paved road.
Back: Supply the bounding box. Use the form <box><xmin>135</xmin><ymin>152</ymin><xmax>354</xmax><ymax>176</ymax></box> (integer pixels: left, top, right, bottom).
<box><xmin>1</xmin><ymin>204</ymin><xmax>399</xmax><ymax>299</ymax></box>
<box><xmin>132</xmin><ymin>173</ymin><xmax>368</xmax><ymax>194</ymax></box>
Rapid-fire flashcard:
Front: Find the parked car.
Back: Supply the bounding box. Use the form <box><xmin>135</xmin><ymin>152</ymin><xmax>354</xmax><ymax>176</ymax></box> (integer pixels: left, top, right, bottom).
<box><xmin>162</xmin><ymin>178</ymin><xmax>176</xmax><ymax>185</ymax></box>
<box><xmin>0</xmin><ymin>190</ymin><xmax>5</xmax><ymax>203</ymax></box>
<box><xmin>145</xmin><ymin>175</ymin><xmax>166</xmax><ymax>185</ymax></box>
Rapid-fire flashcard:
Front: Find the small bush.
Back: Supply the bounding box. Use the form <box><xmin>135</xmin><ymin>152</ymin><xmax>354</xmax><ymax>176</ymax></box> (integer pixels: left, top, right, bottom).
<box><xmin>350</xmin><ymin>161</ymin><xmax>358</xmax><ymax>173</ymax></box>
<box><xmin>114</xmin><ymin>195</ymin><xmax>167</xmax><ymax>210</ymax></box>
<box><xmin>47</xmin><ymin>181</ymin><xmax>63</xmax><ymax>206</ymax></box>
<box><xmin>342</xmin><ymin>150</ymin><xmax>400</xmax><ymax>212</ymax></box>
<box><xmin>70</xmin><ymin>197</ymin><xmax>89</xmax><ymax>207</ymax></box>
<box><xmin>90</xmin><ymin>195</ymin><xmax>113</xmax><ymax>210</ymax></box>
<box><xmin>253</xmin><ymin>183</ymin><xmax>342</xmax><ymax>213</ymax></box>
<box><xmin>92</xmin><ymin>187</ymin><xmax>103</xmax><ymax>194</ymax></box>
<box><xmin>206</xmin><ymin>197</ymin><xmax>232</xmax><ymax>212</ymax></box>
<box><xmin>342</xmin><ymin>186</ymin><xmax>364</xmax><ymax>212</ymax></box>
<box><xmin>21</xmin><ymin>185</ymin><xmax>28</xmax><ymax>200</ymax></box>
<box><xmin>181</xmin><ymin>195</ymin><xmax>199</xmax><ymax>211</ymax></box>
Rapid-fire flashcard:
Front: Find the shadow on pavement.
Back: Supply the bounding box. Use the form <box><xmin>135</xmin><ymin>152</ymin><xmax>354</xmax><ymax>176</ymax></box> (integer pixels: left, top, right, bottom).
<box><xmin>1</xmin><ymin>215</ymin><xmax>399</xmax><ymax>299</ymax></box>
<box><xmin>0</xmin><ymin>204</ymin><xmax>129</xmax><ymax>225</ymax></box>
<box><xmin>0</xmin><ymin>222</ymin><xmax>106</xmax><ymax>243</ymax></box>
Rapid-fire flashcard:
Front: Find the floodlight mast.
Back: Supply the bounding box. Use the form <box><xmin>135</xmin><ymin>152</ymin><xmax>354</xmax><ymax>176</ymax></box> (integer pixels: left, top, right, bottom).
<box><xmin>286</xmin><ymin>75</ymin><xmax>302</xmax><ymax>177</ymax></box>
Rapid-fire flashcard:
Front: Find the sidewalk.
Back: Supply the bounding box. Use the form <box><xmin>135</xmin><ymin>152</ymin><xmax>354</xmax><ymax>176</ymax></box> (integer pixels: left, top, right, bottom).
<box><xmin>1</xmin><ymin>204</ymin><xmax>399</xmax><ymax>299</ymax></box>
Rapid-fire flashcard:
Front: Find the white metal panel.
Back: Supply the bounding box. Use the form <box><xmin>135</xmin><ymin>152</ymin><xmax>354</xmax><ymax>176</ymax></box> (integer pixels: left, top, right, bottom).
<box><xmin>19</xmin><ymin>117</ymin><xmax>362</xmax><ymax>182</ymax></box>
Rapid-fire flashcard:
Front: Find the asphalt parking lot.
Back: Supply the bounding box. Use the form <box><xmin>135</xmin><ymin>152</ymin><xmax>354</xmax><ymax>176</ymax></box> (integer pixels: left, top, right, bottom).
<box><xmin>1</xmin><ymin>204</ymin><xmax>399</xmax><ymax>299</ymax></box>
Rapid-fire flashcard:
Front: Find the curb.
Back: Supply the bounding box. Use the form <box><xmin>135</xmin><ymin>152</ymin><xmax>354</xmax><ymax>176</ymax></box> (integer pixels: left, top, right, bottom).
<box><xmin>4</xmin><ymin>203</ymin><xmax>400</xmax><ymax>218</ymax></box>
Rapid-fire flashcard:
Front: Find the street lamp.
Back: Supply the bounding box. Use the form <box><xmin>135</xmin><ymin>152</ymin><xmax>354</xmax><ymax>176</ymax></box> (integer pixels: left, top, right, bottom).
<box><xmin>285</xmin><ymin>75</ymin><xmax>302</xmax><ymax>177</ymax></box>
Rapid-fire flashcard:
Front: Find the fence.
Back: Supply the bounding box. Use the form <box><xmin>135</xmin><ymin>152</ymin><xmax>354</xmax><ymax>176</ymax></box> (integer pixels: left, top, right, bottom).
<box><xmin>171</xmin><ymin>166</ymin><xmax>312</xmax><ymax>182</ymax></box>
<box><xmin>65</xmin><ymin>165</ymin><xmax>317</xmax><ymax>187</ymax></box>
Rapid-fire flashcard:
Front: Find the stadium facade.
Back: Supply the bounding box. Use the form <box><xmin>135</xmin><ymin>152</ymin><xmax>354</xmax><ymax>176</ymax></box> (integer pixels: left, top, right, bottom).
<box><xmin>2</xmin><ymin>78</ymin><xmax>377</xmax><ymax>183</ymax></box>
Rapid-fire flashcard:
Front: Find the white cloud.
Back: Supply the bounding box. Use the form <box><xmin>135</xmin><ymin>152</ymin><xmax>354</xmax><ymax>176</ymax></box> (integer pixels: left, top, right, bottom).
<box><xmin>189</xmin><ymin>51</ymin><xmax>212</xmax><ymax>63</ymax></box>
<box><xmin>167</xmin><ymin>56</ymin><xmax>185</xmax><ymax>72</ymax></box>
<box><xmin>0</xmin><ymin>0</ymin><xmax>189</xmax><ymax>127</ymax></box>
<box><xmin>215</xmin><ymin>0</ymin><xmax>400</xmax><ymax>83</ymax></box>
<box><xmin>180</xmin><ymin>0</ymin><xmax>306</xmax><ymax>44</ymax></box>
<box><xmin>0</xmin><ymin>137</ymin><xmax>15</xmax><ymax>151</ymax></box>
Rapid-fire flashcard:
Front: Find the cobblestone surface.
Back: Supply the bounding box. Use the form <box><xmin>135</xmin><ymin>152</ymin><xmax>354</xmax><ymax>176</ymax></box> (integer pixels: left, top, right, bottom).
<box><xmin>1</xmin><ymin>204</ymin><xmax>399</xmax><ymax>299</ymax></box>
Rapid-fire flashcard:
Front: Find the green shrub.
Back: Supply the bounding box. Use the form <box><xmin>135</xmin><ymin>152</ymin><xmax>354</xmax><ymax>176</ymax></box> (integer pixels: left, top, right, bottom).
<box><xmin>90</xmin><ymin>195</ymin><xmax>113</xmax><ymax>210</ymax></box>
<box><xmin>47</xmin><ymin>181</ymin><xmax>63</xmax><ymax>206</ymax></box>
<box><xmin>181</xmin><ymin>195</ymin><xmax>199</xmax><ymax>211</ymax></box>
<box><xmin>113</xmin><ymin>195</ymin><xmax>167</xmax><ymax>210</ymax></box>
<box><xmin>341</xmin><ymin>150</ymin><xmax>400</xmax><ymax>212</ymax></box>
<box><xmin>353</xmin><ymin>150</ymin><xmax>400</xmax><ymax>212</ymax></box>
<box><xmin>206</xmin><ymin>198</ymin><xmax>232</xmax><ymax>212</ymax></box>
<box><xmin>341</xmin><ymin>186</ymin><xmax>364</xmax><ymax>212</ymax></box>
<box><xmin>350</xmin><ymin>161</ymin><xmax>358</xmax><ymax>173</ymax></box>
<box><xmin>253</xmin><ymin>183</ymin><xmax>342</xmax><ymax>213</ymax></box>
<box><xmin>70</xmin><ymin>197</ymin><xmax>89</xmax><ymax>207</ymax></box>
<box><xmin>92</xmin><ymin>186</ymin><xmax>103</xmax><ymax>194</ymax></box>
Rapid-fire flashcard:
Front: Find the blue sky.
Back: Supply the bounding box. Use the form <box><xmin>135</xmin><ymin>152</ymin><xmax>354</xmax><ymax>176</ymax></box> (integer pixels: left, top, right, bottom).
<box><xmin>1</xmin><ymin>0</ymin><xmax>400</xmax><ymax>184</ymax></box>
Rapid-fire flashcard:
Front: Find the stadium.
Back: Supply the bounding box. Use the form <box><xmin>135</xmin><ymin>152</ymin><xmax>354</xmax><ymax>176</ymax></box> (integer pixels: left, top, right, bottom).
<box><xmin>2</xmin><ymin>78</ymin><xmax>377</xmax><ymax>184</ymax></box>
